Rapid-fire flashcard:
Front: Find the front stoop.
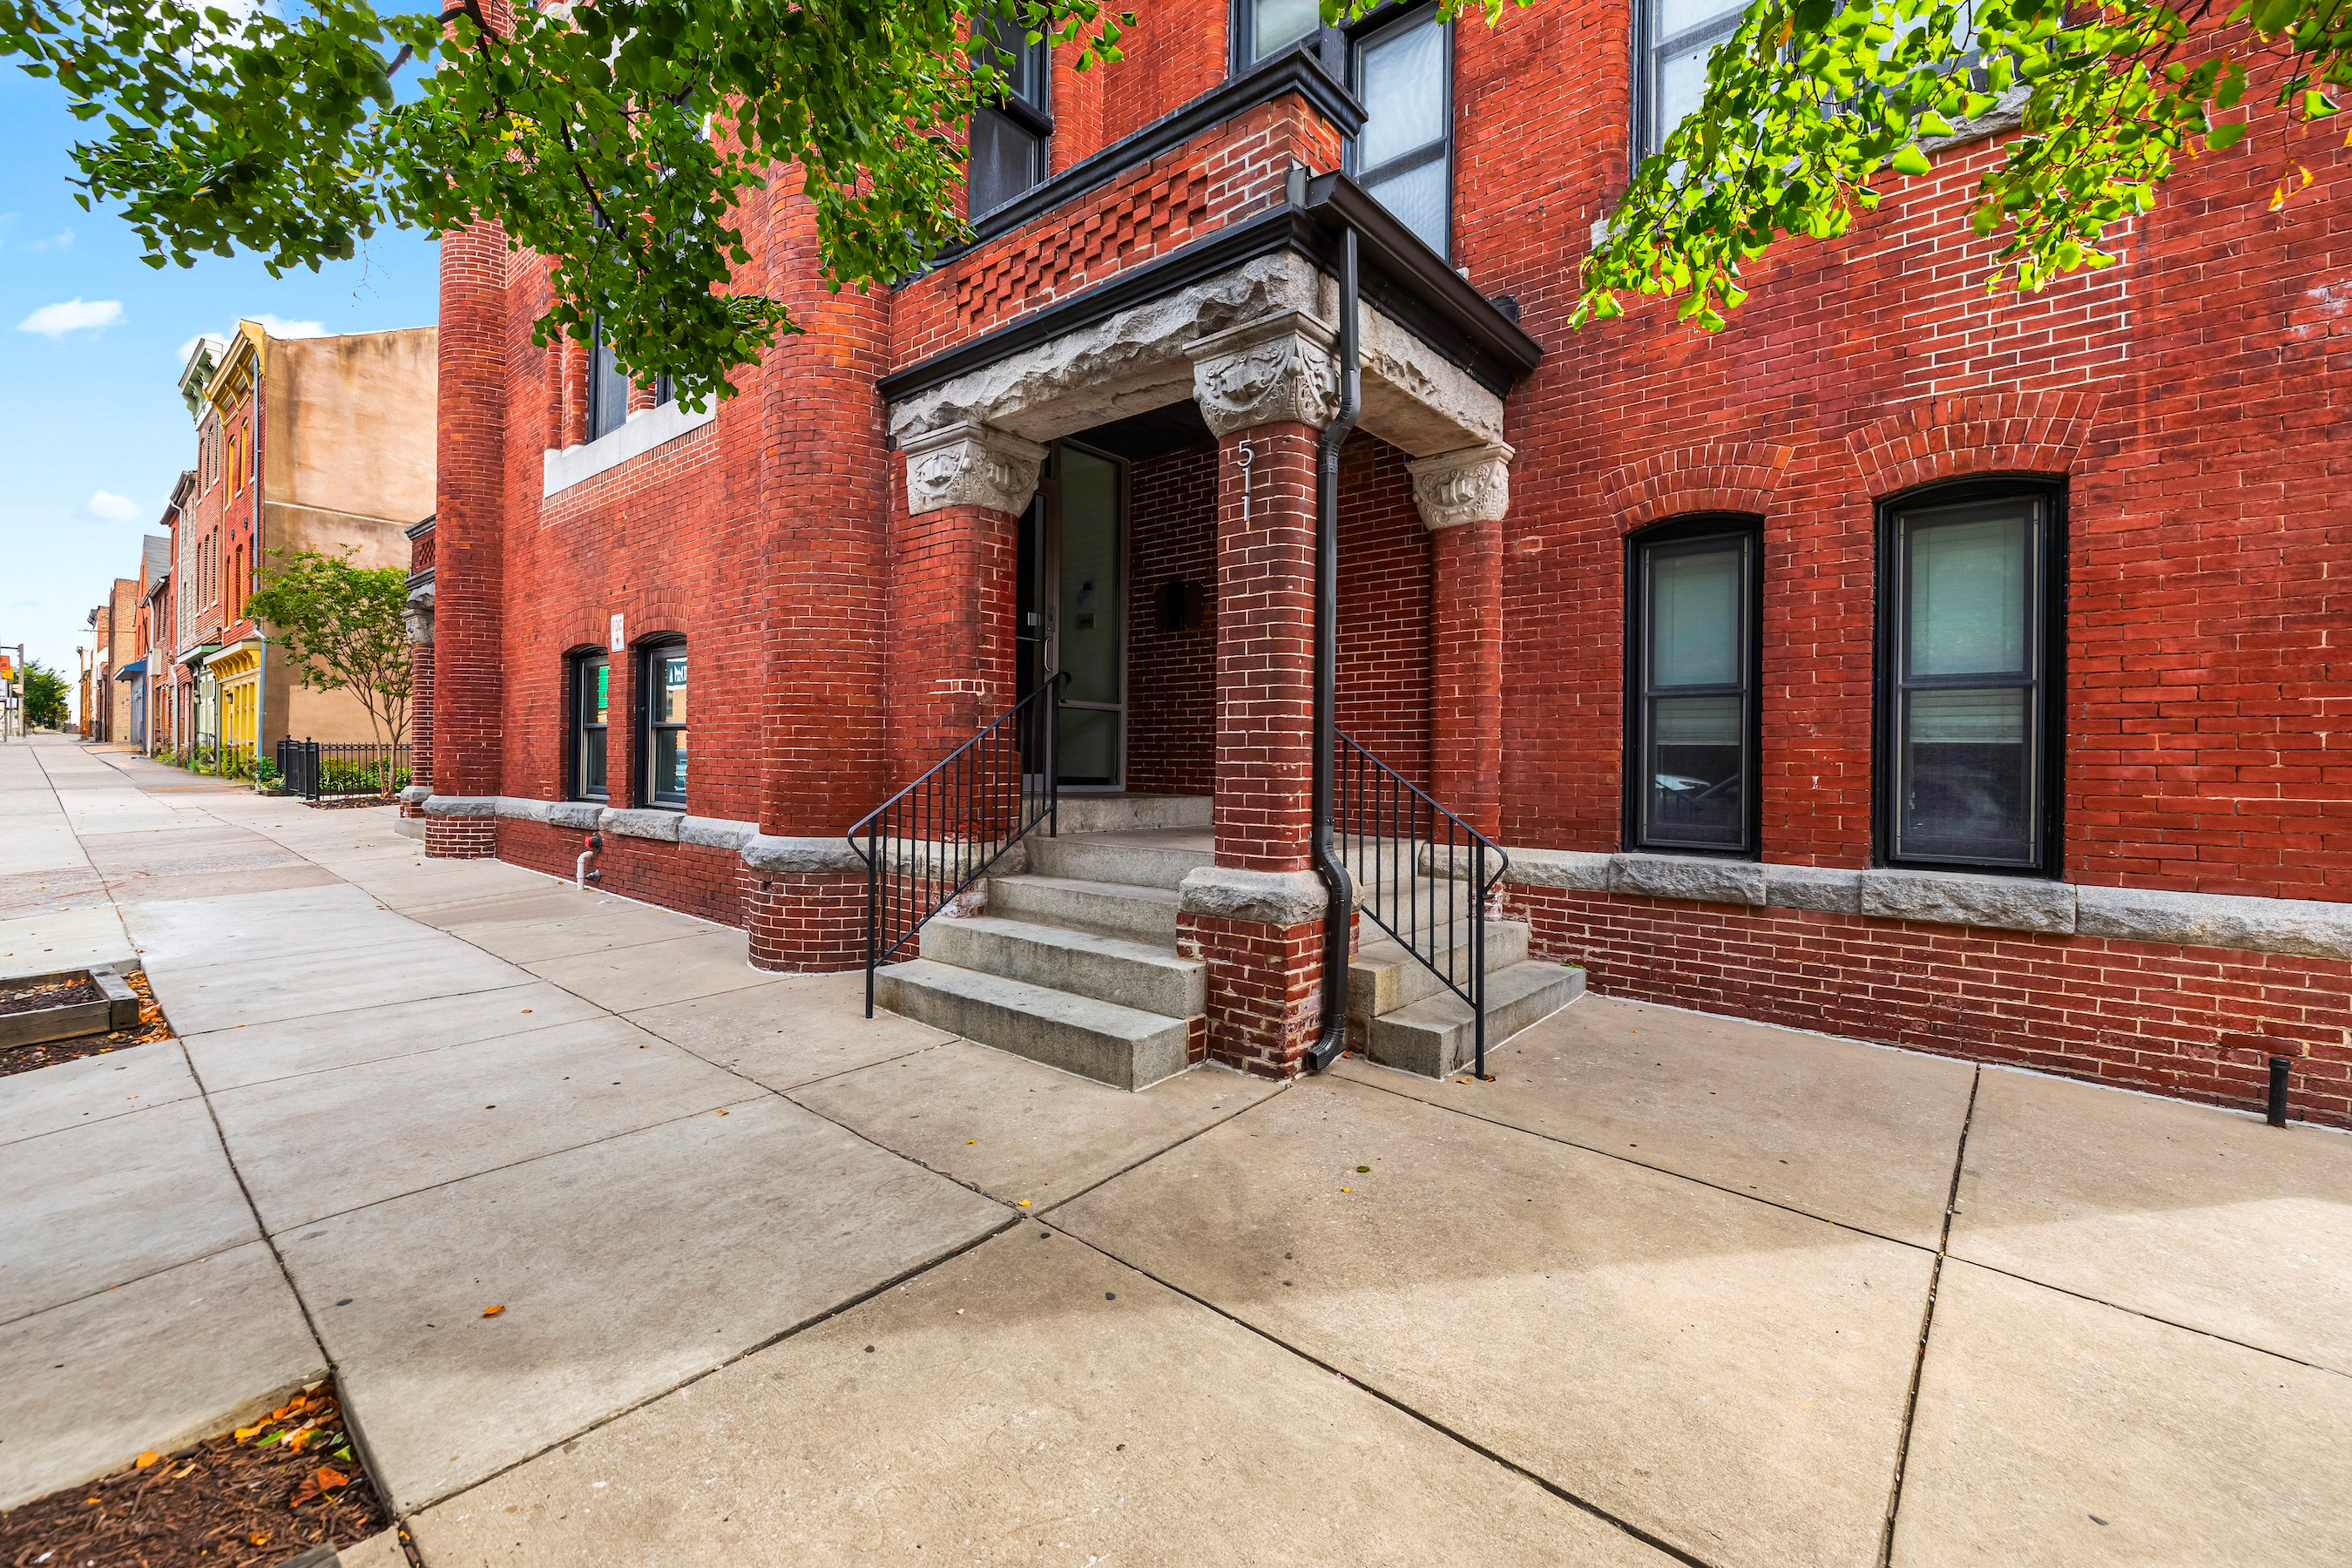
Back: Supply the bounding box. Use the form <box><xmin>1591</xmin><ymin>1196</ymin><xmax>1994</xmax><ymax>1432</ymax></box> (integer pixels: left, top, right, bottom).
<box><xmin>874</xmin><ymin>819</ymin><xmax>1213</xmax><ymax>1092</ymax></box>
<box><xmin>869</xmin><ymin>805</ymin><xmax>1583</xmax><ymax>1089</ymax></box>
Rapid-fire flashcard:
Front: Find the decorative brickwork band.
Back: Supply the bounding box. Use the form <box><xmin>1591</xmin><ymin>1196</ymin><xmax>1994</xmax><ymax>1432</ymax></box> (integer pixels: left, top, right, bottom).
<box><xmin>1187</xmin><ymin>311</ymin><xmax>1341</xmax><ymax>436</ymax></box>
<box><xmin>1846</xmin><ymin>389</ymin><xmax>2105</xmax><ymax>497</ymax></box>
<box><xmin>1600</xmin><ymin>439</ymin><xmax>1795</xmax><ymax>530</ymax></box>
<box><xmin>1406</xmin><ymin>443</ymin><xmax>1514</xmax><ymax>531</ymax></box>
<box><xmin>899</xmin><ymin>422</ymin><xmax>1049</xmax><ymax>518</ymax></box>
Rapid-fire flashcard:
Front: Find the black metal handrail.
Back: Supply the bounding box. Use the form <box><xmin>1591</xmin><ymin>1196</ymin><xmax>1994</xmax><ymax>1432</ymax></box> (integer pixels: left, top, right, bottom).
<box><xmin>1334</xmin><ymin>732</ymin><xmax>1511</xmax><ymax>1078</ymax></box>
<box><xmin>847</xmin><ymin>672</ymin><xmax>1067</xmax><ymax>1017</ymax></box>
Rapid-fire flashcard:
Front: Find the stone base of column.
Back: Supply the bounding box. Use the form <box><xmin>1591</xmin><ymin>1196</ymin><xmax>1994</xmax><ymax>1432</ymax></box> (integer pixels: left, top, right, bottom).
<box><xmin>424</xmin><ymin>817</ymin><xmax>497</xmax><ymax>858</ymax></box>
<box><xmin>1177</xmin><ymin>910</ymin><xmax>1328</xmax><ymax>1078</ymax></box>
<box><xmin>746</xmin><ymin>869</ymin><xmax>868</xmax><ymax>973</ymax></box>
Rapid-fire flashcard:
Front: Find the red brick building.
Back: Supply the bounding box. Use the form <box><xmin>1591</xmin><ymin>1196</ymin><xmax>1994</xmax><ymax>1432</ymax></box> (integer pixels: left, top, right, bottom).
<box><xmin>422</xmin><ymin>0</ymin><xmax>2350</xmax><ymax>1125</ymax></box>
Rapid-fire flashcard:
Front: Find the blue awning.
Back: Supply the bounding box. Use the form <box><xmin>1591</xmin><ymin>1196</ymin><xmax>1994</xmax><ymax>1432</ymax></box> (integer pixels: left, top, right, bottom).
<box><xmin>113</xmin><ymin>658</ymin><xmax>147</xmax><ymax>681</ymax></box>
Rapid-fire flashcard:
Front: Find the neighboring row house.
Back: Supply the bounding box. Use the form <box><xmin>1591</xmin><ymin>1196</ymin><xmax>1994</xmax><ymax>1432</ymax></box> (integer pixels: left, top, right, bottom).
<box><xmin>146</xmin><ymin>321</ymin><xmax>437</xmax><ymax>765</ymax></box>
<box><xmin>416</xmin><ymin>0</ymin><xmax>2350</xmax><ymax>1126</ymax></box>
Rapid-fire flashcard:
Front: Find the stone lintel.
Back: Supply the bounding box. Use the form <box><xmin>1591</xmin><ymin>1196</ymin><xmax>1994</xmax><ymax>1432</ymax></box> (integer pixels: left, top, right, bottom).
<box><xmin>900</xmin><ymin>422</ymin><xmax>1049</xmax><ymax>518</ymax></box>
<box><xmin>1405</xmin><ymin>443</ymin><xmax>1515</xmax><ymax>531</ymax></box>
<box><xmin>1858</xmin><ymin>868</ymin><xmax>2077</xmax><ymax>935</ymax></box>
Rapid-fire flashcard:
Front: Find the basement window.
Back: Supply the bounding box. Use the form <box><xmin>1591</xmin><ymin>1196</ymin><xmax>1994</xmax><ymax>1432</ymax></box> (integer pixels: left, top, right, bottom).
<box><xmin>1876</xmin><ymin>484</ymin><xmax>2062</xmax><ymax>874</ymax></box>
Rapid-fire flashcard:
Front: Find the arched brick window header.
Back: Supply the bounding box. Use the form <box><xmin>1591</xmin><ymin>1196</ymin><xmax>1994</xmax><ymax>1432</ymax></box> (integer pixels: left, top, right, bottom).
<box><xmin>1848</xmin><ymin>389</ymin><xmax>2105</xmax><ymax>498</ymax></box>
<box><xmin>1602</xmin><ymin>440</ymin><xmax>1795</xmax><ymax>531</ymax></box>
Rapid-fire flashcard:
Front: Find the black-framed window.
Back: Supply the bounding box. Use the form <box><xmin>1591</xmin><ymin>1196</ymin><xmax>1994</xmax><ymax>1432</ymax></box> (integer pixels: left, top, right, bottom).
<box><xmin>642</xmin><ymin>640</ymin><xmax>688</xmax><ymax>808</ymax></box>
<box><xmin>970</xmin><ymin>18</ymin><xmax>1051</xmax><ymax>220</ymax></box>
<box><xmin>1636</xmin><ymin>0</ymin><xmax>1746</xmax><ymax>159</ymax></box>
<box><xmin>587</xmin><ymin>321</ymin><xmax>673</xmax><ymax>443</ymax></box>
<box><xmin>1625</xmin><ymin>517</ymin><xmax>1760</xmax><ymax>855</ymax></box>
<box><xmin>1349</xmin><ymin>4</ymin><xmax>1451</xmax><ymax>260</ymax></box>
<box><xmin>1237</xmin><ymin>0</ymin><xmax>1320</xmax><ymax>64</ymax></box>
<box><xmin>573</xmin><ymin>652</ymin><xmax>611</xmax><ymax>801</ymax></box>
<box><xmin>1876</xmin><ymin>484</ymin><xmax>2062</xmax><ymax>874</ymax></box>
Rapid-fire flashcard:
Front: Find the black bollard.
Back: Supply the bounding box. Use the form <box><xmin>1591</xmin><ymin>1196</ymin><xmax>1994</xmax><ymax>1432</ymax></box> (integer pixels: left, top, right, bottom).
<box><xmin>2267</xmin><ymin>1055</ymin><xmax>2291</xmax><ymax>1128</ymax></box>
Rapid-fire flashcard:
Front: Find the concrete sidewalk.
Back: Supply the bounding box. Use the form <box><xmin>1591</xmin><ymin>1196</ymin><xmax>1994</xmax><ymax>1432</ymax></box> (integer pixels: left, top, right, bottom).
<box><xmin>3</xmin><ymin>735</ymin><xmax>2347</xmax><ymax>1565</ymax></box>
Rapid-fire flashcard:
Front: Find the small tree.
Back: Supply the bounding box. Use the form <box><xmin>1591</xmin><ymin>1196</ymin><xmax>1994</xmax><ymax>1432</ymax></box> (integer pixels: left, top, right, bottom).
<box><xmin>21</xmin><ymin>659</ymin><xmax>69</xmax><ymax>730</ymax></box>
<box><xmin>246</xmin><ymin>547</ymin><xmax>413</xmax><ymax>789</ymax></box>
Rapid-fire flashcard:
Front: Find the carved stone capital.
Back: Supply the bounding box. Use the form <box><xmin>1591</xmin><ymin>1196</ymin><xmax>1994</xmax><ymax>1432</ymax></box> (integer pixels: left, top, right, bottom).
<box><xmin>900</xmin><ymin>421</ymin><xmax>1048</xmax><ymax>517</ymax></box>
<box><xmin>1406</xmin><ymin>443</ymin><xmax>1515</xmax><ymax>531</ymax></box>
<box><xmin>403</xmin><ymin>582</ymin><xmax>436</xmax><ymax>645</ymax></box>
<box><xmin>1185</xmin><ymin>311</ymin><xmax>1341</xmax><ymax>436</ymax></box>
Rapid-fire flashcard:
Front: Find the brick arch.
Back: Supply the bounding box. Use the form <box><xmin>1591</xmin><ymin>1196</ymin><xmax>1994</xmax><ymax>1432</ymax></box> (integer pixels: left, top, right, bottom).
<box><xmin>1847</xmin><ymin>389</ymin><xmax>2106</xmax><ymax>497</ymax></box>
<box><xmin>1601</xmin><ymin>440</ymin><xmax>1796</xmax><ymax>531</ymax></box>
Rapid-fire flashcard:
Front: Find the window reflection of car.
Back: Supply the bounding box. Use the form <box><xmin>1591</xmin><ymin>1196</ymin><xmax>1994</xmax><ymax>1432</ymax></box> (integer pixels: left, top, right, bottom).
<box><xmin>1654</xmin><ymin>773</ymin><xmax>1714</xmax><ymax>795</ymax></box>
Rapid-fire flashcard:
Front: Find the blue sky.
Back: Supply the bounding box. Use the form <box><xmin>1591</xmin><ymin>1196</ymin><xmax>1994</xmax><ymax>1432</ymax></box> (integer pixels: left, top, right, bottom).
<box><xmin>0</xmin><ymin>66</ymin><xmax>439</xmax><ymax>720</ymax></box>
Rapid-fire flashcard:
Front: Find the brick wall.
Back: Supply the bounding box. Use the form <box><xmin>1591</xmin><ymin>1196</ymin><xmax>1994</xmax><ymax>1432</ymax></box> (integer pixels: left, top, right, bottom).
<box><xmin>496</xmin><ymin>818</ymin><xmax>746</xmax><ymax>926</ymax></box>
<box><xmin>1507</xmin><ymin>884</ymin><xmax>2352</xmax><ymax>1129</ymax></box>
<box><xmin>1178</xmin><ymin>910</ymin><xmax>1329</xmax><ymax>1078</ymax></box>
<box><xmin>1335</xmin><ymin>433</ymin><xmax>1433</xmax><ymax>787</ymax></box>
<box><xmin>1126</xmin><ymin>441</ymin><xmax>1219</xmax><ymax>795</ymax></box>
<box><xmin>1214</xmin><ymin>422</ymin><xmax>1319</xmax><ymax>871</ymax></box>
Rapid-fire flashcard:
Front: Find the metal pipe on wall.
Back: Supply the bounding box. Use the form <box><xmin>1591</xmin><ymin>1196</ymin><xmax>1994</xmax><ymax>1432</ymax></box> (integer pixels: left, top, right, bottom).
<box><xmin>1305</xmin><ymin>204</ymin><xmax>1361</xmax><ymax>1075</ymax></box>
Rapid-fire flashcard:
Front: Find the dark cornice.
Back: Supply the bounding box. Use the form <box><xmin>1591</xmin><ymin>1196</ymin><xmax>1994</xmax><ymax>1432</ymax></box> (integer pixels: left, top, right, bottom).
<box><xmin>405</xmin><ymin>513</ymin><xmax>437</xmax><ymax>540</ymax></box>
<box><xmin>917</xmin><ymin>46</ymin><xmax>1366</xmax><ymax>275</ymax></box>
<box><xmin>878</xmin><ymin>172</ymin><xmax>1543</xmax><ymax>409</ymax></box>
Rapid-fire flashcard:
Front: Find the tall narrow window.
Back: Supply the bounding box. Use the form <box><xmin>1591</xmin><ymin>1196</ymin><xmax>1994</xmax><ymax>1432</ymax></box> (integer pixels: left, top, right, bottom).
<box><xmin>587</xmin><ymin>328</ymin><xmax>630</xmax><ymax>443</ymax></box>
<box><xmin>969</xmin><ymin>19</ymin><xmax>1051</xmax><ymax>220</ymax></box>
<box><xmin>1239</xmin><ymin>0</ymin><xmax>1320</xmax><ymax>64</ymax></box>
<box><xmin>1351</xmin><ymin>5</ymin><xmax>1451</xmax><ymax>259</ymax></box>
<box><xmin>643</xmin><ymin>642</ymin><xmax>687</xmax><ymax>808</ymax></box>
<box><xmin>1879</xmin><ymin>488</ymin><xmax>2058</xmax><ymax>871</ymax></box>
<box><xmin>574</xmin><ymin>652</ymin><xmax>611</xmax><ymax>801</ymax></box>
<box><xmin>1627</xmin><ymin>518</ymin><xmax>1758</xmax><ymax>854</ymax></box>
<box><xmin>1639</xmin><ymin>0</ymin><xmax>1746</xmax><ymax>156</ymax></box>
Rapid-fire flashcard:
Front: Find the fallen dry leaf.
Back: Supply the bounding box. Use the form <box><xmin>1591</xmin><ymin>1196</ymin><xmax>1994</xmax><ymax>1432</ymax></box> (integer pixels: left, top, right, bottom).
<box><xmin>135</xmin><ymin>1450</ymin><xmax>161</xmax><ymax>1468</ymax></box>
<box><xmin>249</xmin><ymin>1531</ymin><xmax>272</xmax><ymax>1547</ymax></box>
<box><xmin>315</xmin><ymin>1466</ymin><xmax>350</xmax><ymax>1491</ymax></box>
<box><xmin>483</xmin><ymin>1303</ymin><xmax>506</xmax><ymax>1317</ymax></box>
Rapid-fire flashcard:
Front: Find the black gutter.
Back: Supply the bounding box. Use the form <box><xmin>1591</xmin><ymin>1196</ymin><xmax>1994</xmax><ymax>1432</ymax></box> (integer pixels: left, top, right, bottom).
<box><xmin>915</xmin><ymin>44</ymin><xmax>1366</xmax><ymax>275</ymax></box>
<box><xmin>1303</xmin><ymin>182</ymin><xmax>1360</xmax><ymax>1075</ymax></box>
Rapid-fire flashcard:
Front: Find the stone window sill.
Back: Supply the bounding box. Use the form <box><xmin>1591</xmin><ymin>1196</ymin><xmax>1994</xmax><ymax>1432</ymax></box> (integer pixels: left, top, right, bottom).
<box><xmin>542</xmin><ymin>401</ymin><xmax>716</xmax><ymax>497</ymax></box>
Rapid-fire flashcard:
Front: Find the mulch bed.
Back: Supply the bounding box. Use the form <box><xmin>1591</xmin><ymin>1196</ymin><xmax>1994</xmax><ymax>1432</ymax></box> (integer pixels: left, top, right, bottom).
<box><xmin>0</xmin><ymin>1382</ymin><xmax>401</xmax><ymax>1568</ymax></box>
<box><xmin>0</xmin><ymin>977</ymin><xmax>103</xmax><ymax>1017</ymax></box>
<box><xmin>0</xmin><ymin>970</ymin><xmax>175</xmax><ymax>1078</ymax></box>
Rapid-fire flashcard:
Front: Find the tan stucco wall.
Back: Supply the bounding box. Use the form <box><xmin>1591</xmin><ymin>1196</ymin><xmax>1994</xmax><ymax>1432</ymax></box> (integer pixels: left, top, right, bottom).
<box><xmin>250</xmin><ymin>323</ymin><xmax>433</xmax><ymax>749</ymax></box>
<box><xmin>263</xmin><ymin>328</ymin><xmax>437</xmax><ymax>524</ymax></box>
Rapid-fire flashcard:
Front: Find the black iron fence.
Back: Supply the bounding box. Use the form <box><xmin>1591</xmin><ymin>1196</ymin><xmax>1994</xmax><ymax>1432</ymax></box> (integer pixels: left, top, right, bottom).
<box><xmin>847</xmin><ymin>673</ymin><xmax>1066</xmax><ymax>1017</ymax></box>
<box><xmin>1333</xmin><ymin>732</ymin><xmax>1511</xmax><ymax>1078</ymax></box>
<box><xmin>276</xmin><ymin>739</ymin><xmax>412</xmax><ymax>801</ymax></box>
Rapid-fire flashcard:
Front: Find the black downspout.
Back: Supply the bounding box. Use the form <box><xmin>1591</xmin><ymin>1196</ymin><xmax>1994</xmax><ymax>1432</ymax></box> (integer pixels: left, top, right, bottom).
<box><xmin>1305</xmin><ymin>221</ymin><xmax>1360</xmax><ymax>1074</ymax></box>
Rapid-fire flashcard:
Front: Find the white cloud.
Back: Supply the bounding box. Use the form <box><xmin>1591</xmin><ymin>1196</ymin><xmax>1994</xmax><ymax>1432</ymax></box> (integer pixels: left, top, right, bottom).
<box><xmin>83</xmin><ymin>490</ymin><xmax>141</xmax><ymax>522</ymax></box>
<box><xmin>175</xmin><ymin>332</ymin><xmax>230</xmax><ymax>366</ymax></box>
<box><xmin>247</xmin><ymin>314</ymin><xmax>326</xmax><ymax>338</ymax></box>
<box><xmin>16</xmin><ymin>298</ymin><xmax>124</xmax><ymax>338</ymax></box>
<box><xmin>30</xmin><ymin>227</ymin><xmax>72</xmax><ymax>251</ymax></box>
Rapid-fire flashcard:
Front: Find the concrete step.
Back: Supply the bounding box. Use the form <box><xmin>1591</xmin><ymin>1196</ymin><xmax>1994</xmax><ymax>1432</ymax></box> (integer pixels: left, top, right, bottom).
<box><xmin>1363</xmin><ymin>959</ymin><xmax>1586</xmax><ymax>1080</ymax></box>
<box><xmin>1026</xmin><ymin>833</ymin><xmax>1215</xmax><ymax>891</ymax></box>
<box><xmin>1053</xmin><ymin>794</ymin><xmax>1213</xmax><ymax>834</ymax></box>
<box><xmin>1355</xmin><ymin>879</ymin><xmax>1498</xmax><ymax>941</ymax></box>
<box><xmin>875</xmin><ymin>958</ymin><xmax>1192</xmax><ymax>1091</ymax></box>
<box><xmin>921</xmin><ymin>914</ymin><xmax>1205</xmax><ymax>1017</ymax></box>
<box><xmin>988</xmin><ymin>875</ymin><xmax>1181</xmax><ymax>943</ymax></box>
<box><xmin>1346</xmin><ymin>918</ymin><xmax>1530</xmax><ymax>1020</ymax></box>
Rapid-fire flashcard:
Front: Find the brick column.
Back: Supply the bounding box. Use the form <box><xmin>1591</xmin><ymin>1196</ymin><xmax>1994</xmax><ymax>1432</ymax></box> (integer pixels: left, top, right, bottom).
<box><xmin>1411</xmin><ymin>444</ymin><xmax>1513</xmax><ymax>838</ymax></box>
<box><xmin>1178</xmin><ymin>312</ymin><xmax>1342</xmax><ymax>1077</ymax></box>
<box><xmin>426</xmin><ymin>217</ymin><xmax>509</xmax><ymax>859</ymax></box>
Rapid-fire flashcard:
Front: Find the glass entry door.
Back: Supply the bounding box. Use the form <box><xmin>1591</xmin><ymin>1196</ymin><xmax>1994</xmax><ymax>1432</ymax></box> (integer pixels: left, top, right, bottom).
<box><xmin>1022</xmin><ymin>443</ymin><xmax>1125</xmax><ymax>788</ymax></box>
